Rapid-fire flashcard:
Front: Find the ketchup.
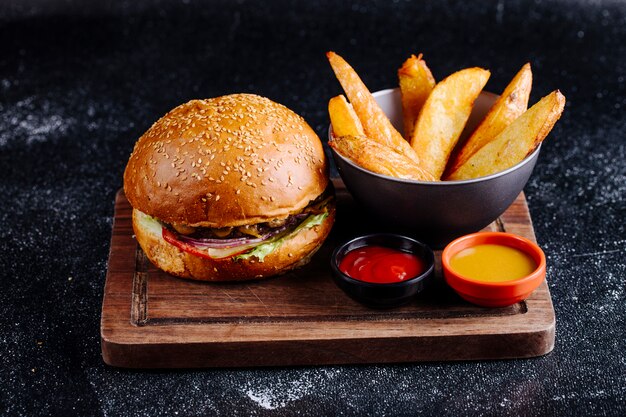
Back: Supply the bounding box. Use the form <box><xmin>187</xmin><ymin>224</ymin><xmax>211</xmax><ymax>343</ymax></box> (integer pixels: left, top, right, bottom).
<box><xmin>338</xmin><ymin>245</ymin><xmax>424</xmax><ymax>284</ymax></box>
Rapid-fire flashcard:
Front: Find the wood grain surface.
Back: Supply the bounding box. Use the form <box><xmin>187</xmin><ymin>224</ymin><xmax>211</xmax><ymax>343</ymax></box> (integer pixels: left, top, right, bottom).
<box><xmin>101</xmin><ymin>179</ymin><xmax>555</xmax><ymax>368</ymax></box>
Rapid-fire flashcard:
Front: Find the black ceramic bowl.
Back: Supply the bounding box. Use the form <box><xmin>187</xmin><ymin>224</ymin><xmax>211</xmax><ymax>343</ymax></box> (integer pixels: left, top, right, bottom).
<box><xmin>330</xmin><ymin>89</ymin><xmax>542</xmax><ymax>247</ymax></box>
<box><xmin>330</xmin><ymin>234</ymin><xmax>435</xmax><ymax>308</ymax></box>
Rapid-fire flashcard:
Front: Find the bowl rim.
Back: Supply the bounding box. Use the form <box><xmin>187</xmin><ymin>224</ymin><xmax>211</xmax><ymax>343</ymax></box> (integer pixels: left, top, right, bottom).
<box><xmin>441</xmin><ymin>231</ymin><xmax>546</xmax><ymax>289</ymax></box>
<box><xmin>330</xmin><ymin>233</ymin><xmax>435</xmax><ymax>289</ymax></box>
<box><xmin>331</xmin><ymin>146</ymin><xmax>541</xmax><ymax>185</ymax></box>
<box><xmin>329</xmin><ymin>88</ymin><xmax>542</xmax><ymax>185</ymax></box>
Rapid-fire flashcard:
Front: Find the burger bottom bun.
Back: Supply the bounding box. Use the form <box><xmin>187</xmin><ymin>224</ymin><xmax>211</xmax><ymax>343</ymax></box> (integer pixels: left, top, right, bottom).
<box><xmin>132</xmin><ymin>206</ymin><xmax>336</xmax><ymax>281</ymax></box>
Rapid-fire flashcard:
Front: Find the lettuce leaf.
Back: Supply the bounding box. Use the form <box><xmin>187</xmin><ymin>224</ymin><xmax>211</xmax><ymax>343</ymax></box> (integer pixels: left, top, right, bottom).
<box><xmin>136</xmin><ymin>210</ymin><xmax>164</xmax><ymax>236</ymax></box>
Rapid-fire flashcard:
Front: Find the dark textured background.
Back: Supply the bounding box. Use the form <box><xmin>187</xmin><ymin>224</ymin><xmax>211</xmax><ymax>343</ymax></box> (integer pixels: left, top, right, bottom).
<box><xmin>1</xmin><ymin>0</ymin><xmax>625</xmax><ymax>415</ymax></box>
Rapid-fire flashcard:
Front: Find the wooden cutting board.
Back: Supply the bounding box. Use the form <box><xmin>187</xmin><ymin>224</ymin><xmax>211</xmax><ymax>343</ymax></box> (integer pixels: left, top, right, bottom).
<box><xmin>101</xmin><ymin>179</ymin><xmax>555</xmax><ymax>368</ymax></box>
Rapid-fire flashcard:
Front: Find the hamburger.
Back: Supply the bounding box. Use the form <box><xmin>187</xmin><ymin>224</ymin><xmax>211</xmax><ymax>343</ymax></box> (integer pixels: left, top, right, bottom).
<box><xmin>123</xmin><ymin>94</ymin><xmax>335</xmax><ymax>281</ymax></box>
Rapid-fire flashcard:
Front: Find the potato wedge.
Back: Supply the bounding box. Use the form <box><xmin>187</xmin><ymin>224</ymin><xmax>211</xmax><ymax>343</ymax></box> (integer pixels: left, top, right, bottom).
<box><xmin>445</xmin><ymin>63</ymin><xmax>532</xmax><ymax>177</ymax></box>
<box><xmin>326</xmin><ymin>51</ymin><xmax>420</xmax><ymax>164</ymax></box>
<box><xmin>329</xmin><ymin>135</ymin><xmax>435</xmax><ymax>181</ymax></box>
<box><xmin>411</xmin><ymin>67</ymin><xmax>490</xmax><ymax>179</ymax></box>
<box><xmin>328</xmin><ymin>95</ymin><xmax>365</xmax><ymax>137</ymax></box>
<box><xmin>446</xmin><ymin>90</ymin><xmax>565</xmax><ymax>180</ymax></box>
<box><xmin>398</xmin><ymin>54</ymin><xmax>436</xmax><ymax>141</ymax></box>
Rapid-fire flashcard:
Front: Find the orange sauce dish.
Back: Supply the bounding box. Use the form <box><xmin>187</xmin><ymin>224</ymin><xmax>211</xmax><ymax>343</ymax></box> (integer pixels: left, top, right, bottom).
<box><xmin>442</xmin><ymin>232</ymin><xmax>546</xmax><ymax>307</ymax></box>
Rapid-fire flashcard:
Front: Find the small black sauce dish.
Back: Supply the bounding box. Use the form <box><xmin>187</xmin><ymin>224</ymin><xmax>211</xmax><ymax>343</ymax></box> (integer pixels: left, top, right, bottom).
<box><xmin>330</xmin><ymin>234</ymin><xmax>435</xmax><ymax>308</ymax></box>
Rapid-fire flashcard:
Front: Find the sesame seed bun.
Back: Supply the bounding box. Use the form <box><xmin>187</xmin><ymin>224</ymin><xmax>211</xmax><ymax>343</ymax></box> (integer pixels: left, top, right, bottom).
<box><xmin>123</xmin><ymin>94</ymin><xmax>335</xmax><ymax>281</ymax></box>
<box><xmin>124</xmin><ymin>94</ymin><xmax>329</xmax><ymax>228</ymax></box>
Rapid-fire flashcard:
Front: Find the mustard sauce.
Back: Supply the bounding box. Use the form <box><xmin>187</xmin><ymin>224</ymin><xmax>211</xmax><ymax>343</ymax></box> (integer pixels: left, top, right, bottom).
<box><xmin>449</xmin><ymin>244</ymin><xmax>537</xmax><ymax>282</ymax></box>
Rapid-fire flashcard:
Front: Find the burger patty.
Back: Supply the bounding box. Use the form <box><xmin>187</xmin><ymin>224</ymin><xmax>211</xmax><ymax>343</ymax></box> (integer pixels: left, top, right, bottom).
<box><xmin>167</xmin><ymin>215</ymin><xmax>303</xmax><ymax>240</ymax></box>
<box><xmin>164</xmin><ymin>193</ymin><xmax>332</xmax><ymax>241</ymax></box>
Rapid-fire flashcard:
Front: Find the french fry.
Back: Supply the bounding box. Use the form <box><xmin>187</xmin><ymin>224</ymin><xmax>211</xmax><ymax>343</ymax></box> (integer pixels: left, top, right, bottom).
<box><xmin>446</xmin><ymin>90</ymin><xmax>565</xmax><ymax>180</ymax></box>
<box><xmin>445</xmin><ymin>63</ymin><xmax>532</xmax><ymax>177</ymax></box>
<box><xmin>398</xmin><ymin>54</ymin><xmax>436</xmax><ymax>140</ymax></box>
<box><xmin>326</xmin><ymin>51</ymin><xmax>421</xmax><ymax>164</ymax></box>
<box><xmin>329</xmin><ymin>135</ymin><xmax>436</xmax><ymax>181</ymax></box>
<box><xmin>328</xmin><ymin>95</ymin><xmax>365</xmax><ymax>137</ymax></box>
<box><xmin>411</xmin><ymin>67</ymin><xmax>490</xmax><ymax>179</ymax></box>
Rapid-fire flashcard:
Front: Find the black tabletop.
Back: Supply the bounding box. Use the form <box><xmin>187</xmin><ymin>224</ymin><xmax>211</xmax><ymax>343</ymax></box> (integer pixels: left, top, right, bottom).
<box><xmin>1</xmin><ymin>0</ymin><xmax>625</xmax><ymax>415</ymax></box>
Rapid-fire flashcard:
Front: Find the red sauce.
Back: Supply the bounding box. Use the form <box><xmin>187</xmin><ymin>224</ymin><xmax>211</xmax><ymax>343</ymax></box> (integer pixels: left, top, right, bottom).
<box><xmin>339</xmin><ymin>245</ymin><xmax>424</xmax><ymax>284</ymax></box>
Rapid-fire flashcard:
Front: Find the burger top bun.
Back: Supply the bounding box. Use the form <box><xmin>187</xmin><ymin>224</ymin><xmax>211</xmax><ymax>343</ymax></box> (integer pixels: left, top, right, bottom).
<box><xmin>124</xmin><ymin>94</ymin><xmax>329</xmax><ymax>228</ymax></box>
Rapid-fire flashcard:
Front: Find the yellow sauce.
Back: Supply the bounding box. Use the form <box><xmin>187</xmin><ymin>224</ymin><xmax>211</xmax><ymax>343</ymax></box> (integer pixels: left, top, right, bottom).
<box><xmin>449</xmin><ymin>244</ymin><xmax>537</xmax><ymax>282</ymax></box>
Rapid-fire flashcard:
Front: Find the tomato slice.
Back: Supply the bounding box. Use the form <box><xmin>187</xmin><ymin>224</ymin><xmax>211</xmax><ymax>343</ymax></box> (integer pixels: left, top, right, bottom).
<box><xmin>162</xmin><ymin>228</ymin><xmax>256</xmax><ymax>260</ymax></box>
